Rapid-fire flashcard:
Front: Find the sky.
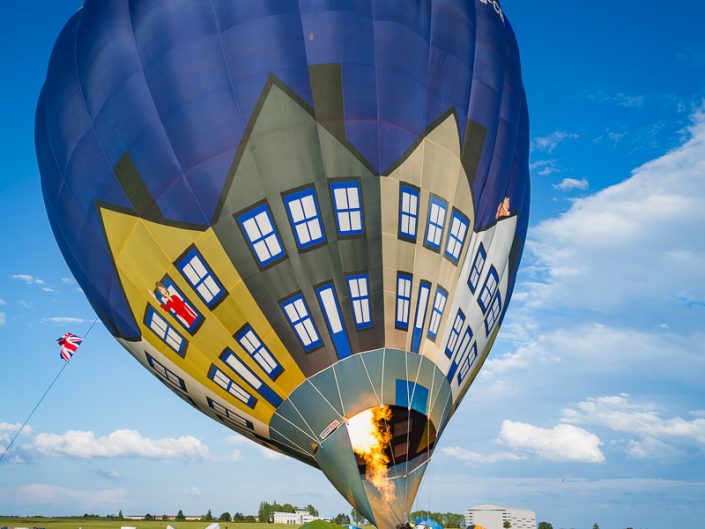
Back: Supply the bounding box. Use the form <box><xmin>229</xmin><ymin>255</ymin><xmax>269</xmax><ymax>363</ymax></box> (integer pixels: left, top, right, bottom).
<box><xmin>1</xmin><ymin>1</ymin><xmax>705</xmax><ymax>529</ymax></box>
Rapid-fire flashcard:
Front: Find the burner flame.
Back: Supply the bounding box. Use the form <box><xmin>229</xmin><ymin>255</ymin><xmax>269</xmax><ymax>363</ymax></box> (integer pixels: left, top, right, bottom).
<box><xmin>347</xmin><ymin>406</ymin><xmax>396</xmax><ymax>503</ymax></box>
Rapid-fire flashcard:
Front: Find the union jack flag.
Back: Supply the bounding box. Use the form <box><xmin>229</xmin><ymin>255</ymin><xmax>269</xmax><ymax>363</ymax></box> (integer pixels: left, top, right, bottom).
<box><xmin>57</xmin><ymin>333</ymin><xmax>83</xmax><ymax>362</ymax></box>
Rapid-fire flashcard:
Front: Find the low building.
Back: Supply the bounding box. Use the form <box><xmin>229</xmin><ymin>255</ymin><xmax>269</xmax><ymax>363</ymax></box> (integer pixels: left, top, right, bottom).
<box><xmin>465</xmin><ymin>504</ymin><xmax>536</xmax><ymax>529</ymax></box>
<box><xmin>273</xmin><ymin>511</ymin><xmax>324</xmax><ymax>524</ymax></box>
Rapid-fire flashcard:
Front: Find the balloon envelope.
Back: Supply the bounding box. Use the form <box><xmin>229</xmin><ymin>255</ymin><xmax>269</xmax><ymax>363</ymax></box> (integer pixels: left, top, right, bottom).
<box><xmin>36</xmin><ymin>1</ymin><xmax>529</xmax><ymax>527</ymax></box>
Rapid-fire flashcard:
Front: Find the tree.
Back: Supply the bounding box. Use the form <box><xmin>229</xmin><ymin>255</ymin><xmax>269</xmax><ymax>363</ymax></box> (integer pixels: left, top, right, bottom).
<box><xmin>117</xmin><ymin>511</ymin><xmax>123</xmax><ymax>520</ymax></box>
<box><xmin>176</xmin><ymin>510</ymin><xmax>185</xmax><ymax>521</ymax></box>
<box><xmin>306</xmin><ymin>504</ymin><xmax>319</xmax><ymax>517</ymax></box>
<box><xmin>144</xmin><ymin>514</ymin><xmax>154</xmax><ymax>521</ymax></box>
<box><xmin>537</xmin><ymin>523</ymin><xmax>553</xmax><ymax>529</ymax></box>
<box><xmin>593</xmin><ymin>525</ymin><xmax>599</xmax><ymax>529</ymax></box>
<box><xmin>503</xmin><ymin>522</ymin><xmax>512</xmax><ymax>529</ymax></box>
<box><xmin>333</xmin><ymin>513</ymin><xmax>351</xmax><ymax>526</ymax></box>
<box><xmin>220</xmin><ymin>512</ymin><xmax>232</xmax><ymax>522</ymax></box>
<box><xmin>203</xmin><ymin>509</ymin><xmax>214</xmax><ymax>521</ymax></box>
<box><xmin>351</xmin><ymin>509</ymin><xmax>366</xmax><ymax>525</ymax></box>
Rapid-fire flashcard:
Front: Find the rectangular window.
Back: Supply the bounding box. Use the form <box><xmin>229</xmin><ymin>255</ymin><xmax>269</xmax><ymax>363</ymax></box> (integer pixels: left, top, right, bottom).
<box><xmin>346</xmin><ymin>274</ymin><xmax>372</xmax><ymax>329</ymax></box>
<box><xmin>478</xmin><ymin>265</ymin><xmax>499</xmax><ymax>313</ymax></box>
<box><xmin>427</xmin><ymin>287</ymin><xmax>448</xmax><ymax>341</ymax></box>
<box><xmin>447</xmin><ymin>327</ymin><xmax>473</xmax><ymax>381</ymax></box>
<box><xmin>410</xmin><ymin>280</ymin><xmax>432</xmax><ymax>353</ymax></box>
<box><xmin>235</xmin><ymin>325</ymin><xmax>283</xmax><ymax>380</ymax></box>
<box><xmin>484</xmin><ymin>292</ymin><xmax>503</xmax><ymax>336</ymax></box>
<box><xmin>154</xmin><ymin>277</ymin><xmax>203</xmax><ymax>334</ymax></box>
<box><xmin>468</xmin><ymin>243</ymin><xmax>487</xmax><ymax>293</ymax></box>
<box><xmin>398</xmin><ymin>184</ymin><xmax>419</xmax><ymax>241</ymax></box>
<box><xmin>456</xmin><ymin>342</ymin><xmax>478</xmax><ymax>385</ymax></box>
<box><xmin>146</xmin><ymin>353</ymin><xmax>187</xmax><ymax>392</ymax></box>
<box><xmin>315</xmin><ymin>283</ymin><xmax>352</xmax><ymax>359</ymax></box>
<box><xmin>283</xmin><ymin>187</ymin><xmax>326</xmax><ymax>250</ymax></box>
<box><xmin>208</xmin><ymin>365</ymin><xmax>256</xmax><ymax>408</ymax></box>
<box><xmin>281</xmin><ymin>294</ymin><xmax>323</xmax><ymax>351</ymax></box>
<box><xmin>207</xmin><ymin>397</ymin><xmax>254</xmax><ymax>430</ymax></box>
<box><xmin>395</xmin><ymin>272</ymin><xmax>413</xmax><ymax>330</ymax></box>
<box><xmin>176</xmin><ymin>246</ymin><xmax>226</xmax><ymax>308</ymax></box>
<box><xmin>219</xmin><ymin>349</ymin><xmax>283</xmax><ymax>407</ymax></box>
<box><xmin>236</xmin><ymin>202</ymin><xmax>286</xmax><ymax>267</ymax></box>
<box><xmin>444</xmin><ymin>308</ymin><xmax>466</xmax><ymax>359</ymax></box>
<box><xmin>144</xmin><ymin>306</ymin><xmax>187</xmax><ymax>357</ymax></box>
<box><xmin>424</xmin><ymin>196</ymin><xmax>448</xmax><ymax>251</ymax></box>
<box><xmin>445</xmin><ymin>210</ymin><xmax>470</xmax><ymax>264</ymax></box>
<box><xmin>330</xmin><ymin>181</ymin><xmax>364</xmax><ymax>236</ymax></box>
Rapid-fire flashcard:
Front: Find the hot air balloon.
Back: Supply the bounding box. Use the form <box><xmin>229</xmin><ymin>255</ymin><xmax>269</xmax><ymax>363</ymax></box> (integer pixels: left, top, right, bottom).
<box><xmin>36</xmin><ymin>1</ymin><xmax>530</xmax><ymax>527</ymax></box>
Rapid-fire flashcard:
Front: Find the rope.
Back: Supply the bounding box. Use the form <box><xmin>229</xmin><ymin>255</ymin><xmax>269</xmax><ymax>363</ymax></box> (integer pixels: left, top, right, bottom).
<box><xmin>0</xmin><ymin>317</ymin><xmax>99</xmax><ymax>464</ymax></box>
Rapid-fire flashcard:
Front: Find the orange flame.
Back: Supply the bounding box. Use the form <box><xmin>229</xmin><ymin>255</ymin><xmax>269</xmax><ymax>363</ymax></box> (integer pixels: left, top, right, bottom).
<box><xmin>347</xmin><ymin>406</ymin><xmax>395</xmax><ymax>503</ymax></box>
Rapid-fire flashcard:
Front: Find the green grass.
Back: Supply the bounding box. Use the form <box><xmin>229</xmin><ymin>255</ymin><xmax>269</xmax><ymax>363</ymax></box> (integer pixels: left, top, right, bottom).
<box><xmin>0</xmin><ymin>521</ymin><xmax>295</xmax><ymax>529</ymax></box>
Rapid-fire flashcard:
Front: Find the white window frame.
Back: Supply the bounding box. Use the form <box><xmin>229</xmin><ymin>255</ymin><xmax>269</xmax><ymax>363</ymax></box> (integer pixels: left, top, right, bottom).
<box><xmin>445</xmin><ymin>308</ymin><xmax>466</xmax><ymax>358</ymax></box>
<box><xmin>468</xmin><ymin>243</ymin><xmax>487</xmax><ymax>293</ymax></box>
<box><xmin>176</xmin><ymin>246</ymin><xmax>226</xmax><ymax>307</ymax></box>
<box><xmin>281</xmin><ymin>294</ymin><xmax>322</xmax><ymax>351</ymax></box>
<box><xmin>330</xmin><ymin>181</ymin><xmax>364</xmax><ymax>236</ymax></box>
<box><xmin>444</xmin><ymin>210</ymin><xmax>469</xmax><ymax>263</ymax></box>
<box><xmin>395</xmin><ymin>272</ymin><xmax>413</xmax><ymax>330</ymax></box>
<box><xmin>235</xmin><ymin>325</ymin><xmax>282</xmax><ymax>380</ymax></box>
<box><xmin>347</xmin><ymin>274</ymin><xmax>372</xmax><ymax>329</ymax></box>
<box><xmin>145</xmin><ymin>306</ymin><xmax>186</xmax><ymax>356</ymax></box>
<box><xmin>484</xmin><ymin>292</ymin><xmax>503</xmax><ymax>335</ymax></box>
<box><xmin>399</xmin><ymin>184</ymin><xmax>419</xmax><ymax>241</ymax></box>
<box><xmin>427</xmin><ymin>287</ymin><xmax>448</xmax><ymax>341</ymax></box>
<box><xmin>283</xmin><ymin>187</ymin><xmax>326</xmax><ymax>250</ymax></box>
<box><xmin>424</xmin><ymin>196</ymin><xmax>448</xmax><ymax>251</ymax></box>
<box><xmin>237</xmin><ymin>203</ymin><xmax>285</xmax><ymax>267</ymax></box>
<box><xmin>208</xmin><ymin>365</ymin><xmax>256</xmax><ymax>408</ymax></box>
<box><xmin>478</xmin><ymin>265</ymin><xmax>499</xmax><ymax>314</ymax></box>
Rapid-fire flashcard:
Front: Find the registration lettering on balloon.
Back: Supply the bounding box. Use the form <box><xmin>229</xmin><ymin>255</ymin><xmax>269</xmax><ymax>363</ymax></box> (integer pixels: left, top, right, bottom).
<box><xmin>36</xmin><ymin>1</ymin><xmax>529</xmax><ymax>528</ymax></box>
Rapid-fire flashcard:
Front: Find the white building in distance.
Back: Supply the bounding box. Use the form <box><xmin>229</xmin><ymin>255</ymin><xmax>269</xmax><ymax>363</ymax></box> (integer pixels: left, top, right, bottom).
<box><xmin>273</xmin><ymin>511</ymin><xmax>323</xmax><ymax>524</ymax></box>
<box><xmin>465</xmin><ymin>504</ymin><xmax>536</xmax><ymax>529</ymax></box>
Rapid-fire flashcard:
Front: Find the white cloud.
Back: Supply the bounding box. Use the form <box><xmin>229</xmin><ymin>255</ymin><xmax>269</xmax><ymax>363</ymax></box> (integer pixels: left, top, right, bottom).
<box><xmin>590</xmin><ymin>91</ymin><xmax>647</xmax><ymax>108</ymax></box>
<box><xmin>441</xmin><ymin>446</ymin><xmax>524</xmax><ymax>464</ymax></box>
<box><xmin>41</xmin><ymin>316</ymin><xmax>92</xmax><ymax>325</ymax></box>
<box><xmin>525</xmin><ymin>108</ymin><xmax>705</xmax><ymax>315</ymax></box>
<box><xmin>11</xmin><ymin>274</ymin><xmax>46</xmax><ymax>286</ymax></box>
<box><xmin>183</xmin><ymin>486</ymin><xmax>202</xmax><ymax>496</ymax></box>
<box><xmin>531</xmin><ymin>131</ymin><xmax>579</xmax><ymax>153</ymax></box>
<box><xmin>529</xmin><ymin>159</ymin><xmax>561</xmax><ymax>176</ymax></box>
<box><xmin>31</xmin><ymin>429</ymin><xmax>211</xmax><ymax>461</ymax></box>
<box><xmin>553</xmin><ymin>177</ymin><xmax>589</xmax><ymax>191</ymax></box>
<box><xmin>61</xmin><ymin>277</ymin><xmax>75</xmax><ymax>285</ymax></box>
<box><xmin>225</xmin><ymin>434</ymin><xmax>285</xmax><ymax>461</ymax></box>
<box><xmin>42</xmin><ymin>287</ymin><xmax>58</xmax><ymax>294</ymax></box>
<box><xmin>483</xmin><ymin>324</ymin><xmax>705</xmax><ymax>384</ymax></box>
<box><xmin>562</xmin><ymin>394</ymin><xmax>705</xmax><ymax>454</ymax></box>
<box><xmin>0</xmin><ymin>312</ymin><xmax>5</xmax><ymax>327</ymax></box>
<box><xmin>14</xmin><ymin>483</ymin><xmax>127</xmax><ymax>508</ymax></box>
<box><xmin>0</xmin><ymin>422</ymin><xmax>33</xmax><ymax>444</ymax></box>
<box><xmin>0</xmin><ymin>298</ymin><xmax>6</xmax><ymax>305</ymax></box>
<box><xmin>498</xmin><ymin>420</ymin><xmax>605</xmax><ymax>463</ymax></box>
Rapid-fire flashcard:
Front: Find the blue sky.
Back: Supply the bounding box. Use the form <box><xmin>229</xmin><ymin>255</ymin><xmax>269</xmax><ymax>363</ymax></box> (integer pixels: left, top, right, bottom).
<box><xmin>2</xmin><ymin>1</ymin><xmax>705</xmax><ymax>528</ymax></box>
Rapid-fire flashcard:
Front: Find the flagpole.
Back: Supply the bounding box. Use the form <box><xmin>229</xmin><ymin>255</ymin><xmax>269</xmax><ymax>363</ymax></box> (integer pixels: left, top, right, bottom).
<box><xmin>0</xmin><ymin>316</ymin><xmax>100</xmax><ymax>464</ymax></box>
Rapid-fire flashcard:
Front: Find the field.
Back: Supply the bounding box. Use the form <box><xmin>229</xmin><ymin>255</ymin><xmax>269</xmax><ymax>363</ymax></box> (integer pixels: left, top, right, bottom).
<box><xmin>0</xmin><ymin>521</ymin><xmax>293</xmax><ymax>529</ymax></box>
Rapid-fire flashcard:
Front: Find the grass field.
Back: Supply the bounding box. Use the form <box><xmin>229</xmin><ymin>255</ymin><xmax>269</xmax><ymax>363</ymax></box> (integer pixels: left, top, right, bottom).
<box><xmin>0</xmin><ymin>521</ymin><xmax>294</xmax><ymax>529</ymax></box>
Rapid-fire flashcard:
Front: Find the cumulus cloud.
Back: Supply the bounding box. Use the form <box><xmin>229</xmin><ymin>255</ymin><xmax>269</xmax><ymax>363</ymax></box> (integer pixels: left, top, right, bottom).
<box><xmin>441</xmin><ymin>446</ymin><xmax>524</xmax><ymax>464</ymax></box>
<box><xmin>498</xmin><ymin>420</ymin><xmax>605</xmax><ymax>463</ymax></box>
<box><xmin>483</xmin><ymin>324</ymin><xmax>705</xmax><ymax>385</ymax></box>
<box><xmin>97</xmin><ymin>469</ymin><xmax>121</xmax><ymax>479</ymax></box>
<box><xmin>14</xmin><ymin>483</ymin><xmax>127</xmax><ymax>507</ymax></box>
<box><xmin>531</xmin><ymin>131</ymin><xmax>579</xmax><ymax>153</ymax></box>
<box><xmin>562</xmin><ymin>394</ymin><xmax>705</xmax><ymax>458</ymax></box>
<box><xmin>0</xmin><ymin>312</ymin><xmax>5</xmax><ymax>327</ymax></box>
<box><xmin>524</xmin><ymin>109</ymin><xmax>705</xmax><ymax>316</ymax></box>
<box><xmin>11</xmin><ymin>274</ymin><xmax>47</xmax><ymax>285</ymax></box>
<box><xmin>0</xmin><ymin>422</ymin><xmax>33</xmax><ymax>445</ymax></box>
<box><xmin>553</xmin><ymin>178</ymin><xmax>589</xmax><ymax>191</ymax></box>
<box><xmin>32</xmin><ymin>429</ymin><xmax>211</xmax><ymax>461</ymax></box>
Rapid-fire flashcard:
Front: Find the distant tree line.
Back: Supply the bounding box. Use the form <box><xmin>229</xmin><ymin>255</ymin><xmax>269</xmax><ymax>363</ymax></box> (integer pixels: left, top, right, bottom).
<box><xmin>410</xmin><ymin>510</ymin><xmax>464</xmax><ymax>528</ymax></box>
